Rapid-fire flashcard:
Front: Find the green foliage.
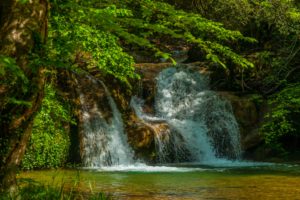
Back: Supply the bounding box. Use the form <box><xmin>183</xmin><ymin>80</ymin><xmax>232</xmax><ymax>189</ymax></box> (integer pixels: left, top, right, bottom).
<box><xmin>21</xmin><ymin>84</ymin><xmax>74</xmax><ymax>170</ymax></box>
<box><xmin>253</xmin><ymin>0</ymin><xmax>300</xmax><ymax>36</ymax></box>
<box><xmin>175</xmin><ymin>0</ymin><xmax>300</xmax><ymax>93</ymax></box>
<box><xmin>173</xmin><ymin>0</ymin><xmax>300</xmax><ymax>36</ymax></box>
<box><xmin>48</xmin><ymin>1</ymin><xmax>138</xmax><ymax>85</ymax></box>
<box><xmin>247</xmin><ymin>94</ymin><xmax>264</xmax><ymax>106</ymax></box>
<box><xmin>171</xmin><ymin>0</ymin><xmax>253</xmax><ymax>29</ymax></box>
<box><xmin>47</xmin><ymin>0</ymin><xmax>254</xmax><ymax>85</ymax></box>
<box><xmin>0</xmin><ymin>55</ymin><xmax>29</xmax><ymax>93</ymax></box>
<box><xmin>50</xmin><ymin>19</ymin><xmax>136</xmax><ymax>83</ymax></box>
<box><xmin>261</xmin><ymin>84</ymin><xmax>300</xmax><ymax>154</ymax></box>
<box><xmin>16</xmin><ymin>0</ymin><xmax>29</xmax><ymax>4</ymax></box>
<box><xmin>117</xmin><ymin>0</ymin><xmax>255</xmax><ymax>68</ymax></box>
<box><xmin>0</xmin><ymin>55</ymin><xmax>26</xmax><ymax>81</ymax></box>
<box><xmin>0</xmin><ymin>179</ymin><xmax>111</xmax><ymax>200</ymax></box>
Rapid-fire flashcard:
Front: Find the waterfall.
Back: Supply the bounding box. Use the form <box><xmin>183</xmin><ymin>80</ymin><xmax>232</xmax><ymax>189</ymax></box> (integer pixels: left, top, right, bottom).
<box><xmin>79</xmin><ymin>76</ymin><xmax>134</xmax><ymax>167</ymax></box>
<box><xmin>131</xmin><ymin>66</ymin><xmax>241</xmax><ymax>163</ymax></box>
<box><xmin>77</xmin><ymin>65</ymin><xmax>241</xmax><ymax>168</ymax></box>
<box><xmin>131</xmin><ymin>97</ymin><xmax>189</xmax><ymax>163</ymax></box>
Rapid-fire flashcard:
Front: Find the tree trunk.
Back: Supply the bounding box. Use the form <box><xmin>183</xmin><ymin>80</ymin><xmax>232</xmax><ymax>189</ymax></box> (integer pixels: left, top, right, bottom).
<box><xmin>0</xmin><ymin>0</ymin><xmax>48</xmax><ymax>193</ymax></box>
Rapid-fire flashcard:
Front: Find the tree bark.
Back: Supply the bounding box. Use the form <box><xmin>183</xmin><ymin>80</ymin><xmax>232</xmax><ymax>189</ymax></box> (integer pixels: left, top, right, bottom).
<box><xmin>0</xmin><ymin>0</ymin><xmax>48</xmax><ymax>192</ymax></box>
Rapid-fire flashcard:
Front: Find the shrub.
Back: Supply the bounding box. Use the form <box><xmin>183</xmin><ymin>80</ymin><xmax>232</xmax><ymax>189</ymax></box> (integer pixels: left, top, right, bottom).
<box><xmin>21</xmin><ymin>84</ymin><xmax>75</xmax><ymax>169</ymax></box>
<box><xmin>261</xmin><ymin>84</ymin><xmax>300</xmax><ymax>154</ymax></box>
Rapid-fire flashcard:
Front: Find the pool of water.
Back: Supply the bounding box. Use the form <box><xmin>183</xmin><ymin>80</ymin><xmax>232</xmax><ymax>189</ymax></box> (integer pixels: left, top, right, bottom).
<box><xmin>19</xmin><ymin>162</ymin><xmax>300</xmax><ymax>200</ymax></box>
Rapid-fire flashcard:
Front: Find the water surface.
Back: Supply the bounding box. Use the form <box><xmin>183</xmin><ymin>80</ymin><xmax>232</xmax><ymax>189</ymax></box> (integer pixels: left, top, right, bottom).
<box><xmin>19</xmin><ymin>163</ymin><xmax>300</xmax><ymax>200</ymax></box>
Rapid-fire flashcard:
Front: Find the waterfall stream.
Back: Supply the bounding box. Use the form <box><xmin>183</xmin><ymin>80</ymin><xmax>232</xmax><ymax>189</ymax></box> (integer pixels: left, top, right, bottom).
<box><xmin>131</xmin><ymin>66</ymin><xmax>242</xmax><ymax>163</ymax></box>
<box><xmin>79</xmin><ymin>76</ymin><xmax>134</xmax><ymax>167</ymax></box>
<box><xmin>79</xmin><ymin>66</ymin><xmax>242</xmax><ymax>168</ymax></box>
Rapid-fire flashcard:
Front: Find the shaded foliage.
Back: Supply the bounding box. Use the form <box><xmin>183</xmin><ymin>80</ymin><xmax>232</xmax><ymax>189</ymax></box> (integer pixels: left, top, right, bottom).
<box><xmin>21</xmin><ymin>84</ymin><xmax>74</xmax><ymax>169</ymax></box>
<box><xmin>165</xmin><ymin>0</ymin><xmax>300</xmax><ymax>156</ymax></box>
<box><xmin>0</xmin><ymin>178</ymin><xmax>111</xmax><ymax>200</ymax></box>
<box><xmin>166</xmin><ymin>0</ymin><xmax>300</xmax><ymax>93</ymax></box>
<box><xmin>262</xmin><ymin>84</ymin><xmax>300</xmax><ymax>155</ymax></box>
<box><xmin>47</xmin><ymin>0</ymin><xmax>254</xmax><ymax>80</ymax></box>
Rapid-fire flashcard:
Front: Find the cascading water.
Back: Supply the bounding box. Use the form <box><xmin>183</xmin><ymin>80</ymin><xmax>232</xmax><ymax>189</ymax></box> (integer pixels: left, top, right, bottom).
<box><xmin>79</xmin><ymin>76</ymin><xmax>134</xmax><ymax>167</ymax></box>
<box><xmin>131</xmin><ymin>66</ymin><xmax>242</xmax><ymax>163</ymax></box>
<box><xmin>131</xmin><ymin>97</ymin><xmax>189</xmax><ymax>163</ymax></box>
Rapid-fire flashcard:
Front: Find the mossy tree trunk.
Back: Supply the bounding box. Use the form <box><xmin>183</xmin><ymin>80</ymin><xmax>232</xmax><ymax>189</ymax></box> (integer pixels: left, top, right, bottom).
<box><xmin>0</xmin><ymin>0</ymin><xmax>48</xmax><ymax>193</ymax></box>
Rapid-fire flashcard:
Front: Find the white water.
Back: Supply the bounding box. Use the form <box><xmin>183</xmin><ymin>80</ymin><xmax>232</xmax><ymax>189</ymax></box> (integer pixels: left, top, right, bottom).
<box><xmin>79</xmin><ymin>77</ymin><xmax>134</xmax><ymax>167</ymax></box>
<box><xmin>131</xmin><ymin>66</ymin><xmax>242</xmax><ymax>164</ymax></box>
<box><xmin>131</xmin><ymin>97</ymin><xmax>188</xmax><ymax>163</ymax></box>
<box><xmin>79</xmin><ymin>67</ymin><xmax>246</xmax><ymax>170</ymax></box>
<box><xmin>91</xmin><ymin>164</ymin><xmax>209</xmax><ymax>172</ymax></box>
<box><xmin>82</xmin><ymin>161</ymin><xmax>273</xmax><ymax>172</ymax></box>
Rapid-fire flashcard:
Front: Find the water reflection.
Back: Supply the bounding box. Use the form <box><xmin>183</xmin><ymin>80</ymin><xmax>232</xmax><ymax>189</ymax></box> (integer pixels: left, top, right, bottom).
<box><xmin>19</xmin><ymin>164</ymin><xmax>300</xmax><ymax>200</ymax></box>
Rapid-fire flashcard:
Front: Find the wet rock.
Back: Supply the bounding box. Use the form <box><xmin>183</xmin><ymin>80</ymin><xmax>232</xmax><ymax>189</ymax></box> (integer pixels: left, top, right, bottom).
<box><xmin>125</xmin><ymin>109</ymin><xmax>189</xmax><ymax>163</ymax></box>
<box><xmin>218</xmin><ymin>92</ymin><xmax>265</xmax><ymax>152</ymax></box>
<box><xmin>60</xmin><ymin>73</ymin><xmax>115</xmax><ymax>163</ymax></box>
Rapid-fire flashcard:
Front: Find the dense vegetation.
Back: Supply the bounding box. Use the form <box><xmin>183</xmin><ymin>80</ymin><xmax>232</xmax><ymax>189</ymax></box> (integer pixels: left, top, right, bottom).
<box><xmin>0</xmin><ymin>179</ymin><xmax>111</xmax><ymax>200</ymax></box>
<box><xmin>262</xmin><ymin>84</ymin><xmax>300</xmax><ymax>155</ymax></box>
<box><xmin>0</xmin><ymin>0</ymin><xmax>300</xmax><ymax>197</ymax></box>
<box><xmin>21</xmin><ymin>84</ymin><xmax>73</xmax><ymax>170</ymax></box>
<box><xmin>167</xmin><ymin>0</ymin><xmax>300</xmax><ymax>156</ymax></box>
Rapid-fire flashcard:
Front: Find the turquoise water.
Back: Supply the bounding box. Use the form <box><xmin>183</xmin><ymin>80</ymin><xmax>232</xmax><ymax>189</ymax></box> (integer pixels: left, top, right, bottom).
<box><xmin>19</xmin><ymin>163</ymin><xmax>300</xmax><ymax>200</ymax></box>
